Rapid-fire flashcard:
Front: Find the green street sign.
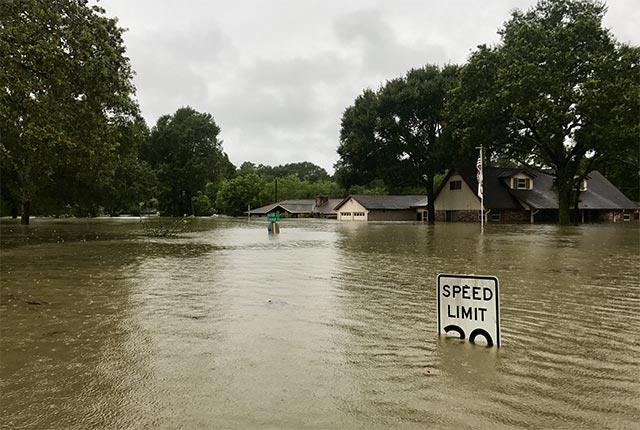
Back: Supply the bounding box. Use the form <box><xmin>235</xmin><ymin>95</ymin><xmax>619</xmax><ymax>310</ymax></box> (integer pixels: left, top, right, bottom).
<box><xmin>267</xmin><ymin>212</ymin><xmax>281</xmax><ymax>222</ymax></box>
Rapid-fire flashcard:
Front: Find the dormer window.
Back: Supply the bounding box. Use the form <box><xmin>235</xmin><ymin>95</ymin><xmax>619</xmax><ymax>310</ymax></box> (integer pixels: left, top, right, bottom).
<box><xmin>580</xmin><ymin>179</ymin><xmax>588</xmax><ymax>191</ymax></box>
<box><xmin>513</xmin><ymin>177</ymin><xmax>531</xmax><ymax>190</ymax></box>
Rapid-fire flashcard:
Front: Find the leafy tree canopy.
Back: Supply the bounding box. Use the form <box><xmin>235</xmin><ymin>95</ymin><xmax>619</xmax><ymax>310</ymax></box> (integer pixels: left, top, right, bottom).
<box><xmin>336</xmin><ymin>64</ymin><xmax>459</xmax><ymax>223</ymax></box>
<box><xmin>0</xmin><ymin>0</ymin><xmax>141</xmax><ymax>223</ymax></box>
<box><xmin>448</xmin><ymin>0</ymin><xmax>639</xmax><ymax>223</ymax></box>
<box><xmin>141</xmin><ymin>107</ymin><xmax>235</xmax><ymax>216</ymax></box>
<box><xmin>238</xmin><ymin>161</ymin><xmax>330</xmax><ymax>182</ymax></box>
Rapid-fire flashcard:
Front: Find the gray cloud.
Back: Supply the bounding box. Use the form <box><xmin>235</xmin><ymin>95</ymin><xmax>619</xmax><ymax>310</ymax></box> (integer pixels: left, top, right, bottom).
<box><xmin>100</xmin><ymin>0</ymin><xmax>639</xmax><ymax>173</ymax></box>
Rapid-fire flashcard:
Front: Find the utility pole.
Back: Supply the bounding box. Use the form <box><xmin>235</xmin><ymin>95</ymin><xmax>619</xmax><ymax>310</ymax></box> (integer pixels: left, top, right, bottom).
<box><xmin>274</xmin><ymin>178</ymin><xmax>278</xmax><ymax>202</ymax></box>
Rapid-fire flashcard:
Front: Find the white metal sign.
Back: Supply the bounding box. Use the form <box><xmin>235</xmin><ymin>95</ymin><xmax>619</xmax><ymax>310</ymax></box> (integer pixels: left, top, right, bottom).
<box><xmin>437</xmin><ymin>274</ymin><xmax>500</xmax><ymax>347</ymax></box>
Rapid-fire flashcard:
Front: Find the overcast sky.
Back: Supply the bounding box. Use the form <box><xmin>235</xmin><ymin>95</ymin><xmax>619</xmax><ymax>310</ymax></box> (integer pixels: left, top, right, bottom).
<box><xmin>99</xmin><ymin>0</ymin><xmax>639</xmax><ymax>173</ymax></box>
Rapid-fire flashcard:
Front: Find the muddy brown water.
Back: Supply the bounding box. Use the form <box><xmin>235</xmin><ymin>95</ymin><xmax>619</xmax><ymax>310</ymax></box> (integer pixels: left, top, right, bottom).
<box><xmin>1</xmin><ymin>218</ymin><xmax>639</xmax><ymax>429</ymax></box>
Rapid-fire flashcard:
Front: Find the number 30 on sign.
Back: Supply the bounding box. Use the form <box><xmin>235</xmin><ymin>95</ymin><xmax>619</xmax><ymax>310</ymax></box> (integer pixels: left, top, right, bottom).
<box><xmin>437</xmin><ymin>274</ymin><xmax>501</xmax><ymax>347</ymax></box>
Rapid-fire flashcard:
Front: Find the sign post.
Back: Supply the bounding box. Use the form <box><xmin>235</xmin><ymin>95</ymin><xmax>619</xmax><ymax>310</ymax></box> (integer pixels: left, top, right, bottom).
<box><xmin>437</xmin><ymin>274</ymin><xmax>500</xmax><ymax>347</ymax></box>
<box><xmin>267</xmin><ymin>211</ymin><xmax>281</xmax><ymax>234</ymax></box>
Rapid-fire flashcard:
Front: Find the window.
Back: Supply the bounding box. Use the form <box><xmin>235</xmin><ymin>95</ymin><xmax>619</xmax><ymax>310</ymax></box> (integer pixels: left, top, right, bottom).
<box><xmin>445</xmin><ymin>210</ymin><xmax>457</xmax><ymax>222</ymax></box>
<box><xmin>491</xmin><ymin>211</ymin><xmax>501</xmax><ymax>223</ymax></box>
<box><xmin>354</xmin><ymin>212</ymin><xmax>365</xmax><ymax>217</ymax></box>
<box><xmin>450</xmin><ymin>180</ymin><xmax>462</xmax><ymax>190</ymax></box>
<box><xmin>623</xmin><ymin>213</ymin><xmax>631</xmax><ymax>222</ymax></box>
<box><xmin>580</xmin><ymin>179</ymin><xmax>588</xmax><ymax>191</ymax></box>
<box><xmin>514</xmin><ymin>177</ymin><xmax>531</xmax><ymax>189</ymax></box>
<box><xmin>342</xmin><ymin>212</ymin><xmax>351</xmax><ymax>217</ymax></box>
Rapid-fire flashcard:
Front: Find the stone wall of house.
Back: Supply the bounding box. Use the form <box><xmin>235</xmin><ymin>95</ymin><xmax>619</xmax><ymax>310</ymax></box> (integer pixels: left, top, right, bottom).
<box><xmin>499</xmin><ymin>210</ymin><xmax>530</xmax><ymax>223</ymax></box>
<box><xmin>435</xmin><ymin>210</ymin><xmax>478</xmax><ymax>222</ymax></box>
<box><xmin>435</xmin><ymin>209</ymin><xmax>531</xmax><ymax>223</ymax></box>
<box><xmin>367</xmin><ymin>209</ymin><xmax>417</xmax><ymax>221</ymax></box>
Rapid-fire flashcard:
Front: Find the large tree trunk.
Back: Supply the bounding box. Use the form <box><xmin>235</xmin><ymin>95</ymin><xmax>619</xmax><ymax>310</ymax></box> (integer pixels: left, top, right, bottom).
<box><xmin>426</xmin><ymin>174</ymin><xmax>435</xmax><ymax>225</ymax></box>
<box><xmin>557</xmin><ymin>184</ymin><xmax>572</xmax><ymax>226</ymax></box>
<box><xmin>20</xmin><ymin>200</ymin><xmax>30</xmax><ymax>225</ymax></box>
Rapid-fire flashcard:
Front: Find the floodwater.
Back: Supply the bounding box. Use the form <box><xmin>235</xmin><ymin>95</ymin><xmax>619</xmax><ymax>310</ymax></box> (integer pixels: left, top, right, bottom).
<box><xmin>1</xmin><ymin>218</ymin><xmax>639</xmax><ymax>429</ymax></box>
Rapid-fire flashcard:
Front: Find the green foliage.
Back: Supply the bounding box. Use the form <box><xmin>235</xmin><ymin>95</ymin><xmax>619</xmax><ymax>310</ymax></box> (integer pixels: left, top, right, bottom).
<box><xmin>334</xmin><ymin>89</ymin><xmax>382</xmax><ymax>188</ymax></box>
<box><xmin>101</xmin><ymin>118</ymin><xmax>156</xmax><ymax>215</ymax></box>
<box><xmin>141</xmin><ymin>107</ymin><xmax>234</xmax><ymax>216</ymax></box>
<box><xmin>336</xmin><ymin>65</ymin><xmax>459</xmax><ymax>222</ymax></box>
<box><xmin>237</xmin><ymin>161</ymin><xmax>330</xmax><ymax>182</ymax></box>
<box><xmin>0</xmin><ymin>0</ymin><xmax>141</xmax><ymax>223</ymax></box>
<box><xmin>266</xmin><ymin>175</ymin><xmax>343</xmax><ymax>201</ymax></box>
<box><xmin>215</xmin><ymin>173</ymin><xmax>269</xmax><ymax>216</ymax></box>
<box><xmin>447</xmin><ymin>0</ymin><xmax>639</xmax><ymax>223</ymax></box>
<box><xmin>193</xmin><ymin>191</ymin><xmax>213</xmax><ymax>216</ymax></box>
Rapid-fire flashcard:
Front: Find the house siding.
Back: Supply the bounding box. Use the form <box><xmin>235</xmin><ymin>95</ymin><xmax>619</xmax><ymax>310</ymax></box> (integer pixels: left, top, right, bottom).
<box><xmin>499</xmin><ymin>209</ymin><xmax>530</xmax><ymax>223</ymax></box>
<box><xmin>337</xmin><ymin>198</ymin><xmax>368</xmax><ymax>221</ymax></box>
<box><xmin>435</xmin><ymin>174</ymin><xmax>481</xmax><ymax>212</ymax></box>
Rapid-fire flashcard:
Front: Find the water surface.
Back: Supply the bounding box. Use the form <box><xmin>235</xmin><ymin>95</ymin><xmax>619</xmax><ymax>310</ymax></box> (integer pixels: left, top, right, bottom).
<box><xmin>1</xmin><ymin>218</ymin><xmax>639</xmax><ymax>428</ymax></box>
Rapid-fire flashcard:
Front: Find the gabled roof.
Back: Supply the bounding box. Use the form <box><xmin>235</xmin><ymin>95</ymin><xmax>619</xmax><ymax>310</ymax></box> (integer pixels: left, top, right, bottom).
<box><xmin>334</xmin><ymin>195</ymin><xmax>426</xmax><ymax>211</ymax></box>
<box><xmin>315</xmin><ymin>199</ymin><xmax>342</xmax><ymax>214</ymax></box>
<box><xmin>437</xmin><ymin>167</ymin><xmax>523</xmax><ymax>210</ymax></box>
<box><xmin>509</xmin><ymin>170</ymin><xmax>637</xmax><ymax>210</ymax></box>
<box><xmin>248</xmin><ymin>198</ymin><xmax>342</xmax><ymax>215</ymax></box>
<box><xmin>250</xmin><ymin>199</ymin><xmax>312</xmax><ymax>214</ymax></box>
<box><xmin>497</xmin><ymin>169</ymin><xmax>536</xmax><ymax>179</ymax></box>
<box><xmin>437</xmin><ymin>166</ymin><xmax>636</xmax><ymax>211</ymax></box>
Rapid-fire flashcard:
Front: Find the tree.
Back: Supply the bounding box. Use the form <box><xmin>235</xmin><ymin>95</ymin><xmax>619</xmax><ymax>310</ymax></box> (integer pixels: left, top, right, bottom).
<box><xmin>101</xmin><ymin>118</ymin><xmax>157</xmax><ymax>215</ymax></box>
<box><xmin>271</xmin><ymin>162</ymin><xmax>330</xmax><ymax>182</ymax></box>
<box><xmin>215</xmin><ymin>173</ymin><xmax>268</xmax><ymax>216</ymax></box>
<box><xmin>334</xmin><ymin>89</ymin><xmax>383</xmax><ymax>189</ymax></box>
<box><xmin>141</xmin><ymin>107</ymin><xmax>235</xmax><ymax>215</ymax></box>
<box><xmin>238</xmin><ymin>161</ymin><xmax>330</xmax><ymax>182</ymax></box>
<box><xmin>448</xmin><ymin>0</ymin><xmax>639</xmax><ymax>224</ymax></box>
<box><xmin>336</xmin><ymin>65</ymin><xmax>459</xmax><ymax>223</ymax></box>
<box><xmin>377</xmin><ymin>65</ymin><xmax>459</xmax><ymax>223</ymax></box>
<box><xmin>0</xmin><ymin>0</ymin><xmax>140</xmax><ymax>223</ymax></box>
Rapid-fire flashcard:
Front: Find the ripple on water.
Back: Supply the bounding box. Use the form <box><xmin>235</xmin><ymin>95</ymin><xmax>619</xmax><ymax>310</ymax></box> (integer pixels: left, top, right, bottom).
<box><xmin>1</xmin><ymin>220</ymin><xmax>639</xmax><ymax>428</ymax></box>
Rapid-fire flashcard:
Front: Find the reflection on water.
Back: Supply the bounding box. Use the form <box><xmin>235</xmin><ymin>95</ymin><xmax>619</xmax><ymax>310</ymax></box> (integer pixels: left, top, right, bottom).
<box><xmin>1</xmin><ymin>218</ymin><xmax>639</xmax><ymax>428</ymax></box>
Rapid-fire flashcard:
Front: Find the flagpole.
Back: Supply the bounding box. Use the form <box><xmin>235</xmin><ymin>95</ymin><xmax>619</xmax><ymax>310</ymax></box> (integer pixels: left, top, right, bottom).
<box><xmin>480</xmin><ymin>145</ymin><xmax>484</xmax><ymax>233</ymax></box>
<box><xmin>476</xmin><ymin>145</ymin><xmax>484</xmax><ymax>233</ymax></box>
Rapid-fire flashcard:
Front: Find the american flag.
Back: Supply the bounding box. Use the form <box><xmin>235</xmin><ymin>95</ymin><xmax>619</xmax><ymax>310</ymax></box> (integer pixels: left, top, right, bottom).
<box><xmin>476</xmin><ymin>153</ymin><xmax>483</xmax><ymax>199</ymax></box>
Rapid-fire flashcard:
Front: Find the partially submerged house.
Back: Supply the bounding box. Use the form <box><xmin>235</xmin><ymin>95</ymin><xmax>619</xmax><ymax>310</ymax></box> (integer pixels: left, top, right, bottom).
<box><xmin>334</xmin><ymin>195</ymin><xmax>427</xmax><ymax>221</ymax></box>
<box><xmin>434</xmin><ymin>167</ymin><xmax>637</xmax><ymax>223</ymax></box>
<box><xmin>249</xmin><ymin>196</ymin><xmax>341</xmax><ymax>218</ymax></box>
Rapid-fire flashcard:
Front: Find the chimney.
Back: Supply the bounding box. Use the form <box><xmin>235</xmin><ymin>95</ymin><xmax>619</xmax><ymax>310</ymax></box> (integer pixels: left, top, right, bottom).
<box><xmin>315</xmin><ymin>195</ymin><xmax>329</xmax><ymax>207</ymax></box>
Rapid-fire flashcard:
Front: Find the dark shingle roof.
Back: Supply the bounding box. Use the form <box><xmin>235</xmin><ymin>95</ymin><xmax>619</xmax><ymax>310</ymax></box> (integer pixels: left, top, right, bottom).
<box><xmin>249</xmin><ymin>198</ymin><xmax>342</xmax><ymax>215</ymax></box>
<box><xmin>315</xmin><ymin>199</ymin><xmax>342</xmax><ymax>214</ymax></box>
<box><xmin>334</xmin><ymin>195</ymin><xmax>426</xmax><ymax>211</ymax></box>
<box><xmin>456</xmin><ymin>167</ymin><xmax>523</xmax><ymax>210</ymax></box>
<box><xmin>451</xmin><ymin>167</ymin><xmax>635</xmax><ymax>210</ymax></box>
<box><xmin>507</xmin><ymin>170</ymin><xmax>636</xmax><ymax>210</ymax></box>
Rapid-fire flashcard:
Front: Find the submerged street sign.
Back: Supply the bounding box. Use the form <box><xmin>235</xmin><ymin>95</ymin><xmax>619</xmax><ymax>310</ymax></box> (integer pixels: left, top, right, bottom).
<box><xmin>437</xmin><ymin>274</ymin><xmax>500</xmax><ymax>347</ymax></box>
<box><xmin>267</xmin><ymin>212</ymin><xmax>281</xmax><ymax>222</ymax></box>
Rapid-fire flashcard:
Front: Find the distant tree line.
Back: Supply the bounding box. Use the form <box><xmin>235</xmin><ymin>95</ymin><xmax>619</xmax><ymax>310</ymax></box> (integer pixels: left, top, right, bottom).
<box><xmin>0</xmin><ymin>0</ymin><xmax>384</xmax><ymax>222</ymax></box>
<box><xmin>335</xmin><ymin>0</ymin><xmax>639</xmax><ymax>224</ymax></box>
<box><xmin>2</xmin><ymin>0</ymin><xmax>637</xmax><ymax>225</ymax></box>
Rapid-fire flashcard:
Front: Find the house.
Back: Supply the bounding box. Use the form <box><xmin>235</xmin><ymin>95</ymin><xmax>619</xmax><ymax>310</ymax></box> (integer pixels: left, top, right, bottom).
<box><xmin>249</xmin><ymin>196</ymin><xmax>341</xmax><ymax>218</ymax></box>
<box><xmin>434</xmin><ymin>167</ymin><xmax>637</xmax><ymax>223</ymax></box>
<box><xmin>333</xmin><ymin>195</ymin><xmax>427</xmax><ymax>221</ymax></box>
